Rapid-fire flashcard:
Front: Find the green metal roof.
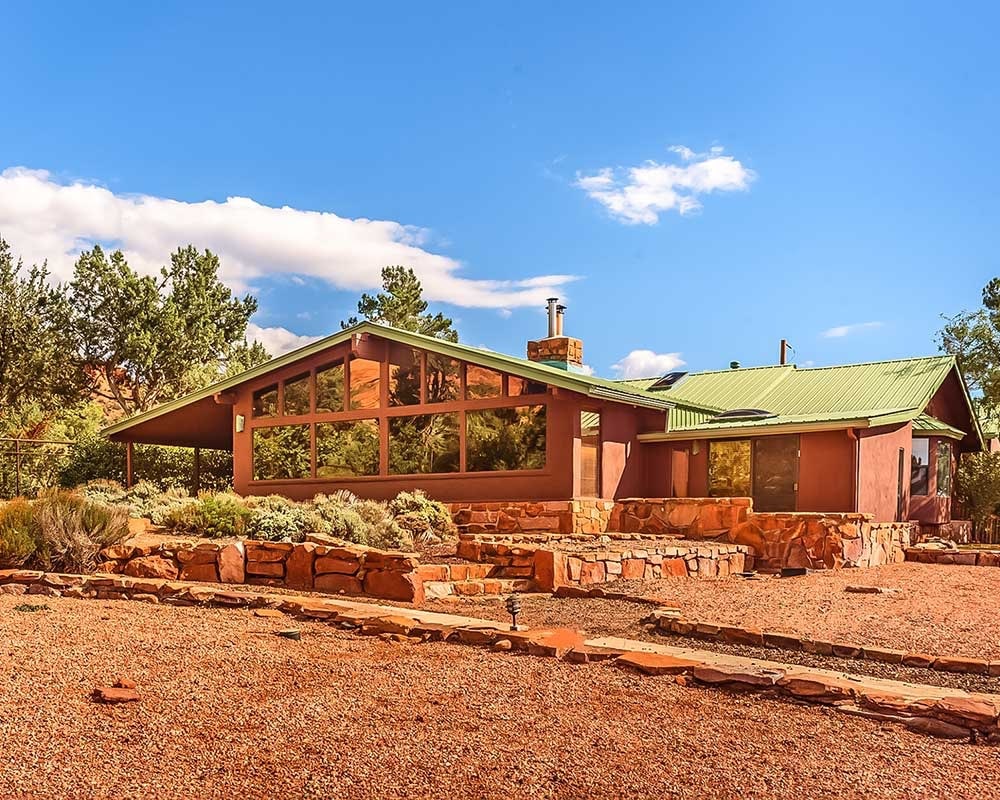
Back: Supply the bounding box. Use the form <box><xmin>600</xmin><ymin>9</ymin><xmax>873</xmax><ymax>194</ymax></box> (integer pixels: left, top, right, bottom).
<box><xmin>625</xmin><ymin>355</ymin><xmax>982</xmax><ymax>447</ymax></box>
<box><xmin>912</xmin><ymin>413</ymin><xmax>967</xmax><ymax>440</ymax></box>
<box><xmin>103</xmin><ymin>321</ymin><xmax>676</xmax><ymax>438</ymax></box>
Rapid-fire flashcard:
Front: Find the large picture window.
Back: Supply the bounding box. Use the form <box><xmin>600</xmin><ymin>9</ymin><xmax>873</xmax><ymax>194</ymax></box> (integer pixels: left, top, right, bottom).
<box><xmin>936</xmin><ymin>441</ymin><xmax>953</xmax><ymax>497</ymax></box>
<box><xmin>315</xmin><ymin>362</ymin><xmax>345</xmax><ymax>413</ymax></box>
<box><xmin>389</xmin><ymin>413</ymin><xmax>460</xmax><ymax>474</ymax></box>
<box><xmin>316</xmin><ymin>420</ymin><xmax>380</xmax><ymax>477</ymax></box>
<box><xmin>247</xmin><ymin>343</ymin><xmax>556</xmax><ymax>482</ymax></box>
<box><xmin>467</xmin><ymin>405</ymin><xmax>546</xmax><ymax>472</ymax></box>
<box><xmin>911</xmin><ymin>438</ymin><xmax>930</xmax><ymax>496</ymax></box>
<box><xmin>253</xmin><ymin>425</ymin><xmax>311</xmax><ymax>480</ymax></box>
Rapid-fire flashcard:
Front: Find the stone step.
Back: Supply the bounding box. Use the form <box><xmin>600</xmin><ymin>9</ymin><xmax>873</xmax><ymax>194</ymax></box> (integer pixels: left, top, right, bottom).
<box><xmin>423</xmin><ymin>578</ymin><xmax>536</xmax><ymax>600</ymax></box>
<box><xmin>417</xmin><ymin>563</ymin><xmax>534</xmax><ymax>582</ymax></box>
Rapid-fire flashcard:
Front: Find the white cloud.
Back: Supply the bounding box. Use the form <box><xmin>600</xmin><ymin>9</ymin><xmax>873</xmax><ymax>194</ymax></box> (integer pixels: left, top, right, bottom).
<box><xmin>0</xmin><ymin>167</ymin><xmax>576</xmax><ymax>308</ymax></box>
<box><xmin>246</xmin><ymin>323</ymin><xmax>320</xmax><ymax>356</ymax></box>
<box><xmin>821</xmin><ymin>321</ymin><xmax>884</xmax><ymax>339</ymax></box>
<box><xmin>575</xmin><ymin>145</ymin><xmax>755</xmax><ymax>225</ymax></box>
<box><xmin>611</xmin><ymin>349</ymin><xmax>686</xmax><ymax>379</ymax></box>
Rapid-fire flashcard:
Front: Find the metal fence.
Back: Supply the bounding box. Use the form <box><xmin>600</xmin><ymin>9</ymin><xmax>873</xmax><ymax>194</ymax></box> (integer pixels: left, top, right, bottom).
<box><xmin>0</xmin><ymin>437</ymin><xmax>74</xmax><ymax>499</ymax></box>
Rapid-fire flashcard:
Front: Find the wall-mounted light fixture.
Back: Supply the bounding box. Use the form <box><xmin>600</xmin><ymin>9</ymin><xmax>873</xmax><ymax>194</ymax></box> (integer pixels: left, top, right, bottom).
<box><xmin>235</xmin><ymin>414</ymin><xmax>245</xmax><ymax>433</ymax></box>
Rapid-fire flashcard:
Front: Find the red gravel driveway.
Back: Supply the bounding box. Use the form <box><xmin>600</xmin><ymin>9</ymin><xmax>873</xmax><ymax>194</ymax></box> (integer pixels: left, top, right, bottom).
<box><xmin>1</xmin><ymin>595</ymin><xmax>999</xmax><ymax>799</ymax></box>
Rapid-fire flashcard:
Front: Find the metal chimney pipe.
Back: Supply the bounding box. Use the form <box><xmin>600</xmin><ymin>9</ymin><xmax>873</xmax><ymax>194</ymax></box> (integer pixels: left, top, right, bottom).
<box><xmin>556</xmin><ymin>305</ymin><xmax>566</xmax><ymax>336</ymax></box>
<box><xmin>546</xmin><ymin>298</ymin><xmax>558</xmax><ymax>338</ymax></box>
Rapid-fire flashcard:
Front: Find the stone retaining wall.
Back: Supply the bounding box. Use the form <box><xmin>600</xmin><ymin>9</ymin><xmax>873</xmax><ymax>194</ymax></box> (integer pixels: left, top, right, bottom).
<box><xmin>100</xmin><ymin>537</ymin><xmax>424</xmax><ymax>603</ymax></box>
<box><xmin>610</xmin><ymin>498</ymin><xmax>752</xmax><ymax>537</ymax></box>
<box><xmin>728</xmin><ymin>514</ymin><xmax>913</xmax><ymax>571</ymax></box>
<box><xmin>906</xmin><ymin>548</ymin><xmax>1000</xmax><ymax>568</ymax></box>
<box><xmin>449</xmin><ymin>500</ymin><xmax>615</xmax><ymax>536</ymax></box>
<box><xmin>533</xmin><ymin>542</ymin><xmax>752</xmax><ymax>591</ymax></box>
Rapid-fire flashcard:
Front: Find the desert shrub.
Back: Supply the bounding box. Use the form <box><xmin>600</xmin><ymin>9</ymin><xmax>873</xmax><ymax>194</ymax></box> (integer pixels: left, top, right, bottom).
<box><xmin>76</xmin><ymin>479</ymin><xmax>128</xmax><ymax>505</ymax></box>
<box><xmin>353</xmin><ymin>499</ymin><xmax>410</xmax><ymax>550</ymax></box>
<box><xmin>162</xmin><ymin>492</ymin><xmax>250</xmax><ymax>539</ymax></box>
<box><xmin>311</xmin><ymin>494</ymin><xmax>372</xmax><ymax>546</ymax></box>
<box><xmin>388</xmin><ymin>490</ymin><xmax>456</xmax><ymax>543</ymax></box>
<box><xmin>31</xmin><ymin>489</ymin><xmax>129</xmax><ymax>573</ymax></box>
<box><xmin>244</xmin><ymin>495</ymin><xmax>330</xmax><ymax>543</ymax></box>
<box><xmin>76</xmin><ymin>479</ymin><xmax>190</xmax><ymax>523</ymax></box>
<box><xmin>0</xmin><ymin>499</ymin><xmax>40</xmax><ymax>567</ymax></box>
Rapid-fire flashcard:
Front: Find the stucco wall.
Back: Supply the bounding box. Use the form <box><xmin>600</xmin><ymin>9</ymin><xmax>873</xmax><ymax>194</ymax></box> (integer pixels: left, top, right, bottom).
<box><xmin>856</xmin><ymin>422</ymin><xmax>911</xmax><ymax>522</ymax></box>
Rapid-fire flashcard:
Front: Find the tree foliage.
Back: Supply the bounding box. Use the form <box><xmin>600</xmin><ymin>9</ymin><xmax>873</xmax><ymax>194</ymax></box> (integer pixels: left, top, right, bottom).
<box><xmin>939</xmin><ymin>278</ymin><xmax>1000</xmax><ymax>421</ymax></box>
<box><xmin>343</xmin><ymin>265</ymin><xmax>457</xmax><ymax>341</ymax></box>
<box><xmin>0</xmin><ymin>238</ymin><xmax>86</xmax><ymax>424</ymax></box>
<box><xmin>68</xmin><ymin>245</ymin><xmax>260</xmax><ymax>415</ymax></box>
<box><xmin>956</xmin><ymin>452</ymin><xmax>1000</xmax><ymax>536</ymax></box>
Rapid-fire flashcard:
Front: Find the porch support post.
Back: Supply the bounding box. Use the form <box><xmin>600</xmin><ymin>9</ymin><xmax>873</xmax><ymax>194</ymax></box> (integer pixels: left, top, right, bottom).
<box><xmin>193</xmin><ymin>447</ymin><xmax>201</xmax><ymax>495</ymax></box>
<box><xmin>125</xmin><ymin>441</ymin><xmax>134</xmax><ymax>489</ymax></box>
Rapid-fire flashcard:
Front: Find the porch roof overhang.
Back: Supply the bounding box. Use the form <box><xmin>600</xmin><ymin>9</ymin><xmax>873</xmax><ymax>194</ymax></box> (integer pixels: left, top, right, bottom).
<box><xmin>638</xmin><ymin>407</ymin><xmax>921</xmax><ymax>443</ymax></box>
<box><xmin>105</xmin><ymin>395</ymin><xmax>234</xmax><ymax>450</ymax></box>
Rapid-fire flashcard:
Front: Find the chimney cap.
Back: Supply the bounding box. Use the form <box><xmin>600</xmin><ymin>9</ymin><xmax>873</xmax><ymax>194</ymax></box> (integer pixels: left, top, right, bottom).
<box><xmin>729</xmin><ymin>361</ymin><xmax>741</xmax><ymax>369</ymax></box>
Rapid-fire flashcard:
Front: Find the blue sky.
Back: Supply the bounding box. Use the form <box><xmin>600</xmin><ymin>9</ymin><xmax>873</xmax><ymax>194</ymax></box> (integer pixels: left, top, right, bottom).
<box><xmin>2</xmin><ymin>2</ymin><xmax>998</xmax><ymax>378</ymax></box>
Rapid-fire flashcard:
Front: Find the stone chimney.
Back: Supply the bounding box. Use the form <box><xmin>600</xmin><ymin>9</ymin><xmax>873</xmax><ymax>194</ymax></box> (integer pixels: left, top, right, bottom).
<box><xmin>527</xmin><ymin>298</ymin><xmax>584</xmax><ymax>371</ymax></box>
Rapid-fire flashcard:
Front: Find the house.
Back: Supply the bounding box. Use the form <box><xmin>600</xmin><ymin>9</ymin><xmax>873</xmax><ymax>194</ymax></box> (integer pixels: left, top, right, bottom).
<box><xmin>103</xmin><ymin>301</ymin><xmax>982</xmax><ymax>532</ymax></box>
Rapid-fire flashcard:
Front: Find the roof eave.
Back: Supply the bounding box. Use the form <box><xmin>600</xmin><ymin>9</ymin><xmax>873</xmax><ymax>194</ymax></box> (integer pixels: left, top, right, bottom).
<box><xmin>102</xmin><ymin>321</ymin><xmax>673</xmax><ymax>438</ymax></box>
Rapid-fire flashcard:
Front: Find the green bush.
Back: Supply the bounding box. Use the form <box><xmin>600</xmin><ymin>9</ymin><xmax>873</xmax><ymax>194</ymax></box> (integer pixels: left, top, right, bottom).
<box><xmin>388</xmin><ymin>490</ymin><xmax>456</xmax><ymax>543</ymax></box>
<box><xmin>76</xmin><ymin>479</ymin><xmax>191</xmax><ymax>524</ymax></box>
<box><xmin>32</xmin><ymin>489</ymin><xmax>129</xmax><ymax>573</ymax></box>
<box><xmin>245</xmin><ymin>495</ymin><xmax>330</xmax><ymax>543</ymax></box>
<box><xmin>311</xmin><ymin>494</ymin><xmax>371</xmax><ymax>545</ymax></box>
<box><xmin>162</xmin><ymin>492</ymin><xmax>251</xmax><ymax>539</ymax></box>
<box><xmin>0</xmin><ymin>499</ymin><xmax>40</xmax><ymax>567</ymax></box>
<box><xmin>353</xmin><ymin>499</ymin><xmax>410</xmax><ymax>550</ymax></box>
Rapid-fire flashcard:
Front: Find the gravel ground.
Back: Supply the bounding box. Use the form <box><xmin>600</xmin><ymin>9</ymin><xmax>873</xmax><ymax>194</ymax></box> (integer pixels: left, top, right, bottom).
<box><xmin>3</xmin><ymin>596</ymin><xmax>1000</xmax><ymax>800</ymax></box>
<box><xmin>604</xmin><ymin>563</ymin><xmax>1000</xmax><ymax>660</ymax></box>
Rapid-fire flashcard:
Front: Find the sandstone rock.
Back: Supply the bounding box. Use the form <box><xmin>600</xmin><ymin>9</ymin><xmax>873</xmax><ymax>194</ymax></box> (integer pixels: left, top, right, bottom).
<box><xmin>0</xmin><ymin>584</ymin><xmax>27</xmax><ymax>595</ymax></box>
<box><xmin>932</xmin><ymin>656</ymin><xmax>989</xmax><ymax>675</ymax></box>
<box><xmin>179</xmin><ymin>562</ymin><xmax>219</xmax><ymax>583</ymax></box>
<box><xmin>245</xmin><ymin>560</ymin><xmax>284</xmax><ymax>578</ymax></box>
<box><xmin>616</xmin><ymin>651</ymin><xmax>700</xmax><ymax>676</ymax></box>
<box><xmin>779</xmin><ymin>673</ymin><xmax>856</xmax><ymax>703</ymax></box>
<box><xmin>124</xmin><ymin>556</ymin><xmax>178</xmax><ymax>580</ymax></box>
<box><xmin>363</xmin><ymin>570</ymin><xmax>423</xmax><ymax>604</ymax></box>
<box><xmin>254</xmin><ymin>608</ymin><xmax>285</xmax><ymax>618</ymax></box>
<box><xmin>931</xmin><ymin>695</ymin><xmax>999</xmax><ymax>728</ymax></box>
<box><xmin>693</xmin><ymin>664</ymin><xmax>784</xmax><ymax>687</ymax></box>
<box><xmin>904</xmin><ymin>716</ymin><xmax>971</xmax><ymax>739</ymax></box>
<box><xmin>314</xmin><ymin>573</ymin><xmax>363</xmax><ymax>595</ymax></box>
<box><xmin>92</xmin><ymin>686</ymin><xmax>140</xmax><ymax>704</ymax></box>
<box><xmin>218</xmin><ymin>542</ymin><xmax>246</xmax><ymax>584</ymax></box>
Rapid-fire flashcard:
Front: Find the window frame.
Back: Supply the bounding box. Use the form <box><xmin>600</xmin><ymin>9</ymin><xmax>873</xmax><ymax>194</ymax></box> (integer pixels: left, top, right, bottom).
<box><xmin>246</xmin><ymin>345</ymin><xmax>553</xmax><ymax>483</ymax></box>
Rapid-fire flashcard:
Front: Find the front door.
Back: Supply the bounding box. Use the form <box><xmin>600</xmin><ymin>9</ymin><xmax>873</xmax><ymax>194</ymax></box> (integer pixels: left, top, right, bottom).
<box><xmin>752</xmin><ymin>435</ymin><xmax>799</xmax><ymax>512</ymax></box>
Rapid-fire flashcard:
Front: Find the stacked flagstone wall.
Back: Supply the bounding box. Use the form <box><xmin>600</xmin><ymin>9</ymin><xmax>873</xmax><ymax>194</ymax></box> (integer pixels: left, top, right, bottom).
<box><xmin>450</xmin><ymin>498</ymin><xmax>913</xmax><ymax>572</ymax></box>
<box><xmin>727</xmin><ymin>514</ymin><xmax>913</xmax><ymax>571</ymax></box>
<box><xmin>99</xmin><ymin>538</ymin><xmax>424</xmax><ymax>603</ymax></box>
<box><xmin>449</xmin><ymin>500</ymin><xmax>615</xmax><ymax>535</ymax></box>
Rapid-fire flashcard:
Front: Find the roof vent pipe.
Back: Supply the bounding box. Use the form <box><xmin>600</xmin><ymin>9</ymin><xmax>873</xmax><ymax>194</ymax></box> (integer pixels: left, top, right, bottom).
<box><xmin>546</xmin><ymin>297</ymin><xmax>559</xmax><ymax>338</ymax></box>
<box><xmin>730</xmin><ymin>361</ymin><xmax>741</xmax><ymax>369</ymax></box>
<box><xmin>556</xmin><ymin>304</ymin><xmax>566</xmax><ymax>336</ymax></box>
